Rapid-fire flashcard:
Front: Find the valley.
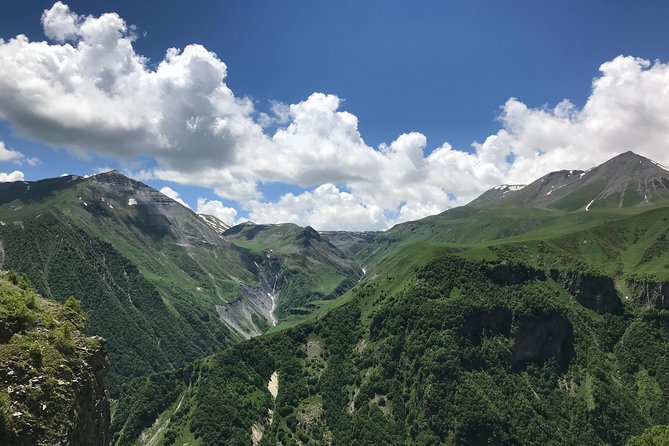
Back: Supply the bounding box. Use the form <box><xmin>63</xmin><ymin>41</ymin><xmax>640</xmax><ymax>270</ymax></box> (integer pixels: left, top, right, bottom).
<box><xmin>2</xmin><ymin>152</ymin><xmax>669</xmax><ymax>445</ymax></box>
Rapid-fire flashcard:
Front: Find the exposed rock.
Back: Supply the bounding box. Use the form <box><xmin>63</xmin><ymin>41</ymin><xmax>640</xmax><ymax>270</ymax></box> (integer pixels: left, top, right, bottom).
<box><xmin>462</xmin><ymin>309</ymin><xmax>512</xmax><ymax>342</ymax></box>
<box><xmin>625</xmin><ymin>280</ymin><xmax>669</xmax><ymax>310</ymax></box>
<box><xmin>512</xmin><ymin>312</ymin><xmax>574</xmax><ymax>370</ymax></box>
<box><xmin>550</xmin><ymin>269</ymin><xmax>622</xmax><ymax>314</ymax></box>
<box><xmin>68</xmin><ymin>337</ymin><xmax>110</xmax><ymax>446</ymax></box>
<box><xmin>1</xmin><ymin>337</ymin><xmax>110</xmax><ymax>446</ymax></box>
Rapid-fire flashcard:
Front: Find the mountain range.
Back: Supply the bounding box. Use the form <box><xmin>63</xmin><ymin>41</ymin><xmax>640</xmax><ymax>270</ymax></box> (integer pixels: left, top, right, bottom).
<box><xmin>0</xmin><ymin>170</ymin><xmax>361</xmax><ymax>396</ymax></box>
<box><xmin>2</xmin><ymin>151</ymin><xmax>669</xmax><ymax>445</ymax></box>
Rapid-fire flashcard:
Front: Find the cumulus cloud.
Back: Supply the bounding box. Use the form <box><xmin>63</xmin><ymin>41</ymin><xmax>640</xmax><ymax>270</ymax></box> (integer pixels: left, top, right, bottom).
<box><xmin>0</xmin><ymin>171</ymin><xmax>25</xmax><ymax>182</ymax></box>
<box><xmin>245</xmin><ymin>184</ymin><xmax>387</xmax><ymax>231</ymax></box>
<box><xmin>0</xmin><ymin>141</ymin><xmax>37</xmax><ymax>166</ymax></box>
<box><xmin>2</xmin><ymin>4</ymin><xmax>669</xmax><ymax>230</ymax></box>
<box><xmin>0</xmin><ymin>141</ymin><xmax>24</xmax><ymax>163</ymax></box>
<box><xmin>159</xmin><ymin>186</ymin><xmax>191</xmax><ymax>209</ymax></box>
<box><xmin>196</xmin><ymin>198</ymin><xmax>239</xmax><ymax>226</ymax></box>
<box><xmin>0</xmin><ymin>2</ymin><xmax>265</xmax><ymax>175</ymax></box>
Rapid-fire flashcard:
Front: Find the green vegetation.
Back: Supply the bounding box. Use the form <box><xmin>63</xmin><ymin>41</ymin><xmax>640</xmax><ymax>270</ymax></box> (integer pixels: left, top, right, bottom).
<box><xmin>0</xmin><ymin>211</ymin><xmax>238</xmax><ymax>396</ymax></box>
<box><xmin>224</xmin><ymin>223</ymin><xmax>362</xmax><ymax>320</ymax></box>
<box><xmin>0</xmin><ymin>271</ymin><xmax>109</xmax><ymax>445</ymax></box>
<box><xmin>113</xmin><ymin>256</ymin><xmax>669</xmax><ymax>445</ymax></box>
<box><xmin>9</xmin><ymin>156</ymin><xmax>669</xmax><ymax>444</ymax></box>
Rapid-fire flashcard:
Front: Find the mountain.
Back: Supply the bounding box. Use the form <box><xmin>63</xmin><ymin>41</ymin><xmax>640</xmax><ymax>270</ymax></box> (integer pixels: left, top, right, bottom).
<box><xmin>111</xmin><ymin>151</ymin><xmax>669</xmax><ymax>445</ymax></box>
<box><xmin>223</xmin><ymin>222</ymin><xmax>363</xmax><ymax>326</ymax></box>
<box><xmin>335</xmin><ymin>152</ymin><xmax>669</xmax><ymax>275</ymax></box>
<box><xmin>0</xmin><ymin>171</ymin><xmax>362</xmax><ymax>395</ymax></box>
<box><xmin>198</xmin><ymin>213</ymin><xmax>230</xmax><ymax>235</ymax></box>
<box><xmin>111</xmin><ymin>255</ymin><xmax>669</xmax><ymax>446</ymax></box>
<box><xmin>470</xmin><ymin>151</ymin><xmax>669</xmax><ymax>210</ymax></box>
<box><xmin>0</xmin><ymin>272</ymin><xmax>109</xmax><ymax>445</ymax></box>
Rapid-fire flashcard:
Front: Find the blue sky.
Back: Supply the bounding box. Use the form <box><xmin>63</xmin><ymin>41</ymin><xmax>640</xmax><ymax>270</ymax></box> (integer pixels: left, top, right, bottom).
<box><xmin>2</xmin><ymin>1</ymin><xmax>669</xmax><ymax>229</ymax></box>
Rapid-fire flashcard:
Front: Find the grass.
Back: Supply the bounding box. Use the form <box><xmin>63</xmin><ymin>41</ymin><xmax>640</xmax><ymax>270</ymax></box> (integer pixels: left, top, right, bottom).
<box><xmin>0</xmin><ymin>271</ymin><xmax>106</xmax><ymax>444</ymax></box>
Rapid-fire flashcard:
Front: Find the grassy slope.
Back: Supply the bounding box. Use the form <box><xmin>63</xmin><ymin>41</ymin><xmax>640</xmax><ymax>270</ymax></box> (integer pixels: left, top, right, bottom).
<box><xmin>0</xmin><ymin>182</ymin><xmax>252</xmax><ymax>396</ymax></box>
<box><xmin>113</xmin><ymin>201</ymin><xmax>669</xmax><ymax>445</ymax></box>
<box><xmin>224</xmin><ymin>223</ymin><xmax>363</xmax><ymax>322</ymax></box>
<box><xmin>353</xmin><ymin>204</ymin><xmax>669</xmax><ymax>281</ymax></box>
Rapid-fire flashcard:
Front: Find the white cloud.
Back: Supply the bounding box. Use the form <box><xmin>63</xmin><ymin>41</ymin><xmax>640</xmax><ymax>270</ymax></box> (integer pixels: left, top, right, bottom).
<box><xmin>245</xmin><ymin>184</ymin><xmax>387</xmax><ymax>231</ymax></box>
<box><xmin>0</xmin><ymin>171</ymin><xmax>24</xmax><ymax>182</ymax></box>
<box><xmin>41</xmin><ymin>2</ymin><xmax>79</xmax><ymax>42</ymax></box>
<box><xmin>159</xmin><ymin>186</ymin><xmax>191</xmax><ymax>209</ymax></box>
<box><xmin>0</xmin><ymin>141</ymin><xmax>36</xmax><ymax>166</ymax></box>
<box><xmin>196</xmin><ymin>198</ymin><xmax>238</xmax><ymax>226</ymax></box>
<box><xmin>2</xmin><ymin>4</ymin><xmax>669</xmax><ymax>230</ymax></box>
<box><xmin>0</xmin><ymin>141</ymin><xmax>24</xmax><ymax>163</ymax></box>
<box><xmin>0</xmin><ymin>2</ymin><xmax>265</xmax><ymax>174</ymax></box>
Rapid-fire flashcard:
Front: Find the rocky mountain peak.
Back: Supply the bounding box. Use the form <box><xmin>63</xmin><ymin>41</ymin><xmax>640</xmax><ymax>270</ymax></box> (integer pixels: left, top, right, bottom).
<box><xmin>470</xmin><ymin>151</ymin><xmax>669</xmax><ymax>210</ymax></box>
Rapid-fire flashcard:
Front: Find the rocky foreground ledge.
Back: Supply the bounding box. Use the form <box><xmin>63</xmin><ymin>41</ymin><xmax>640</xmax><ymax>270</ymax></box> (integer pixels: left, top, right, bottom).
<box><xmin>0</xmin><ymin>272</ymin><xmax>110</xmax><ymax>445</ymax></box>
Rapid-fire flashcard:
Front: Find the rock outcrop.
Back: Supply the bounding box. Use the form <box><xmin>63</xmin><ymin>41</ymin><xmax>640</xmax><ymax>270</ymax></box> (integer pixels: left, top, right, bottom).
<box><xmin>0</xmin><ymin>274</ymin><xmax>110</xmax><ymax>445</ymax></box>
<box><xmin>486</xmin><ymin>263</ymin><xmax>546</xmax><ymax>285</ymax></box>
<box><xmin>625</xmin><ymin>280</ymin><xmax>669</xmax><ymax>310</ymax></box>
<box><xmin>511</xmin><ymin>312</ymin><xmax>574</xmax><ymax>370</ymax></box>
<box><xmin>550</xmin><ymin>269</ymin><xmax>622</xmax><ymax>314</ymax></box>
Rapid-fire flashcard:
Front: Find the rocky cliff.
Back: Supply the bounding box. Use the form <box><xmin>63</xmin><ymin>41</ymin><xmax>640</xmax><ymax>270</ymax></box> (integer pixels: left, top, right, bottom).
<box><xmin>550</xmin><ymin>269</ymin><xmax>623</xmax><ymax>314</ymax></box>
<box><xmin>625</xmin><ymin>279</ymin><xmax>669</xmax><ymax>310</ymax></box>
<box><xmin>0</xmin><ymin>272</ymin><xmax>110</xmax><ymax>445</ymax></box>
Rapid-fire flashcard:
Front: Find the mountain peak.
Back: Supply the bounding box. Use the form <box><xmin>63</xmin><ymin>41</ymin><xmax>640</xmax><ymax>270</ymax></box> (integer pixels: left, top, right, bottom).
<box><xmin>470</xmin><ymin>151</ymin><xmax>669</xmax><ymax>211</ymax></box>
<box><xmin>600</xmin><ymin>150</ymin><xmax>655</xmax><ymax>167</ymax></box>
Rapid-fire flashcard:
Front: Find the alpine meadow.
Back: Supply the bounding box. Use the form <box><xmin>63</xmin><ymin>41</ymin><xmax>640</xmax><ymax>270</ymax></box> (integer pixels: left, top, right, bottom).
<box><xmin>1</xmin><ymin>2</ymin><xmax>669</xmax><ymax>446</ymax></box>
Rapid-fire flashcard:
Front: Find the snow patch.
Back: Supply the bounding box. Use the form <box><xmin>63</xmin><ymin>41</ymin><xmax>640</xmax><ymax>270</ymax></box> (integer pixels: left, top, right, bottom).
<box><xmin>494</xmin><ymin>184</ymin><xmax>526</xmax><ymax>191</ymax></box>
<box><xmin>585</xmin><ymin>199</ymin><xmax>595</xmax><ymax>212</ymax></box>
<box><xmin>546</xmin><ymin>184</ymin><xmax>567</xmax><ymax>196</ymax></box>
<box><xmin>128</xmin><ymin>198</ymin><xmax>137</xmax><ymax>206</ymax></box>
<box><xmin>651</xmin><ymin>160</ymin><xmax>669</xmax><ymax>172</ymax></box>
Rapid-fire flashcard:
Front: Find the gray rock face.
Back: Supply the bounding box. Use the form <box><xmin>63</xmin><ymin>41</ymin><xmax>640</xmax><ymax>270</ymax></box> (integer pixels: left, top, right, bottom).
<box><xmin>470</xmin><ymin>151</ymin><xmax>669</xmax><ymax>210</ymax></box>
<box><xmin>626</xmin><ymin>280</ymin><xmax>669</xmax><ymax>310</ymax></box>
<box><xmin>550</xmin><ymin>270</ymin><xmax>623</xmax><ymax>314</ymax></box>
<box><xmin>68</xmin><ymin>337</ymin><xmax>110</xmax><ymax>446</ymax></box>
<box><xmin>0</xmin><ymin>337</ymin><xmax>110</xmax><ymax>446</ymax></box>
<box><xmin>511</xmin><ymin>312</ymin><xmax>574</xmax><ymax>371</ymax></box>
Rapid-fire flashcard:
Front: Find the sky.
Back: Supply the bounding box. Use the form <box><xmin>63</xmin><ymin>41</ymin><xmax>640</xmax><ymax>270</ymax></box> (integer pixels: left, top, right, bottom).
<box><xmin>2</xmin><ymin>1</ymin><xmax>669</xmax><ymax>230</ymax></box>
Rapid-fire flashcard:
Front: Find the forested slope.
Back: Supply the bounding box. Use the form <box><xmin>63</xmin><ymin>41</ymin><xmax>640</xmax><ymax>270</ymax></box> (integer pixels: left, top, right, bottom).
<box><xmin>113</xmin><ymin>256</ymin><xmax>669</xmax><ymax>445</ymax></box>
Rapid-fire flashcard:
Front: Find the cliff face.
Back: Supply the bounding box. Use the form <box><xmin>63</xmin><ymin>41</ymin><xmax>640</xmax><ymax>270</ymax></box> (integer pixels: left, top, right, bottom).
<box><xmin>0</xmin><ymin>273</ymin><xmax>110</xmax><ymax>445</ymax></box>
<box><xmin>626</xmin><ymin>280</ymin><xmax>669</xmax><ymax>310</ymax></box>
<box><xmin>67</xmin><ymin>339</ymin><xmax>110</xmax><ymax>446</ymax></box>
<box><xmin>511</xmin><ymin>312</ymin><xmax>574</xmax><ymax>370</ymax></box>
<box><xmin>550</xmin><ymin>269</ymin><xmax>622</xmax><ymax>314</ymax></box>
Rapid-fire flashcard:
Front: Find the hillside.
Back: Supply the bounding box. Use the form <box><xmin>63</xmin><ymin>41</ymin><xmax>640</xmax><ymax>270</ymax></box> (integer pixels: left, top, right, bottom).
<box><xmin>469</xmin><ymin>151</ymin><xmax>669</xmax><ymax>210</ymax></box>
<box><xmin>111</xmin><ymin>255</ymin><xmax>669</xmax><ymax>445</ymax></box>
<box><xmin>0</xmin><ymin>271</ymin><xmax>109</xmax><ymax>445</ymax></box>
<box><xmin>223</xmin><ymin>223</ymin><xmax>363</xmax><ymax>327</ymax></box>
<box><xmin>336</xmin><ymin>152</ymin><xmax>669</xmax><ymax>278</ymax></box>
<box><xmin>0</xmin><ymin>172</ymin><xmax>361</xmax><ymax>395</ymax></box>
<box><xmin>111</xmin><ymin>151</ymin><xmax>669</xmax><ymax>445</ymax></box>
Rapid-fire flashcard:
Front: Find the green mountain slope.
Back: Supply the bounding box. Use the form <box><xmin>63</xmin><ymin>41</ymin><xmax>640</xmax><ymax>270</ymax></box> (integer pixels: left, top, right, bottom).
<box><xmin>333</xmin><ymin>152</ymin><xmax>669</xmax><ymax>282</ymax></box>
<box><xmin>0</xmin><ymin>172</ymin><xmax>360</xmax><ymax>396</ymax></box>
<box><xmin>112</xmin><ymin>255</ymin><xmax>669</xmax><ymax>445</ymax></box>
<box><xmin>223</xmin><ymin>223</ymin><xmax>363</xmax><ymax>327</ymax></box>
<box><xmin>0</xmin><ymin>173</ymin><xmax>262</xmax><ymax>395</ymax></box>
<box><xmin>112</xmin><ymin>151</ymin><xmax>669</xmax><ymax>445</ymax></box>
